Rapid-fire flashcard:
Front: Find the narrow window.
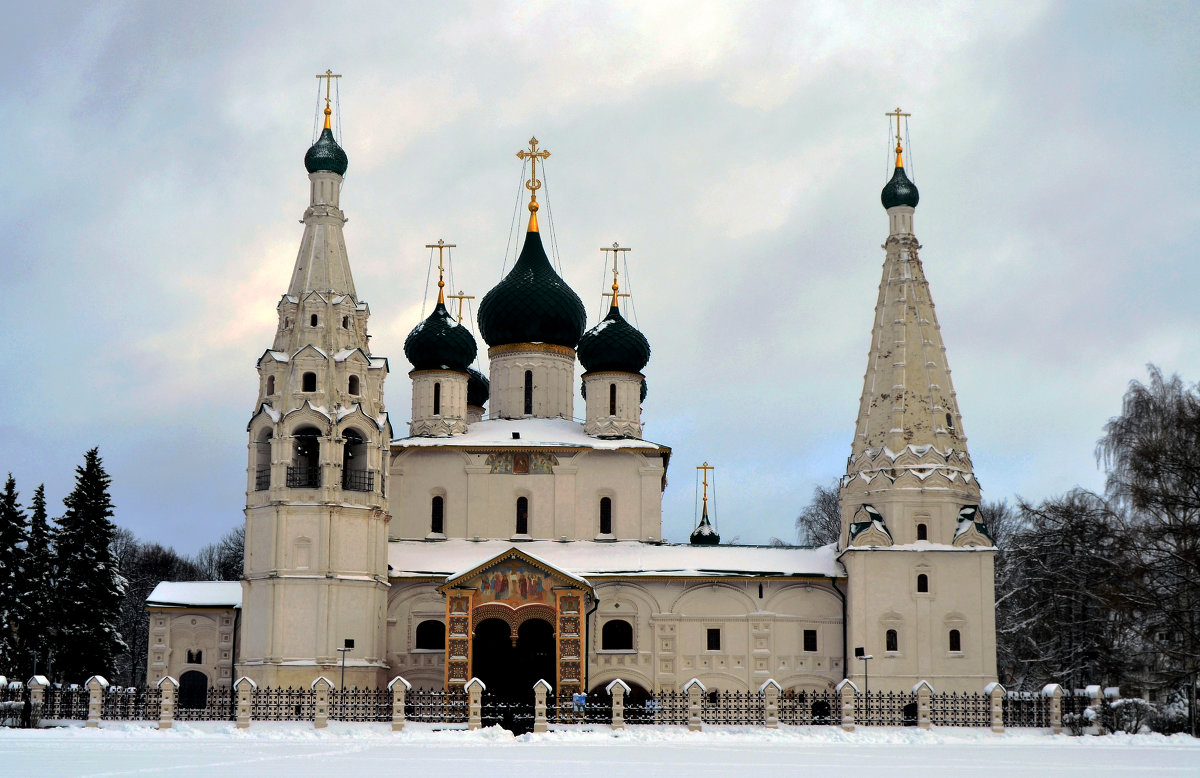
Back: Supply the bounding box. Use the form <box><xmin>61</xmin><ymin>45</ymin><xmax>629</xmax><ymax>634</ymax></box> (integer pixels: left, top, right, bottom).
<box><xmin>310</xmin><ymin>314</ymin><xmax>318</xmax><ymax>327</ymax></box>
<box><xmin>609</xmin><ymin>383</ymin><xmax>617</xmax><ymax>416</ymax></box>
<box><xmin>917</xmin><ymin>573</ymin><xmax>929</xmax><ymax>593</ymax></box>
<box><xmin>255</xmin><ymin>429</ymin><xmax>272</xmax><ymax>491</ymax></box>
<box><xmin>599</xmin><ymin>497</ymin><xmax>612</xmax><ymax>535</ymax></box>
<box><xmin>302</xmin><ymin>372</ymin><xmax>316</xmax><ymax>392</ymax></box>
<box><xmin>524</xmin><ymin>370</ymin><xmax>533</xmax><ymax>415</ymax></box>
<box><xmin>433</xmin><ymin>382</ymin><xmax>441</xmax><ymax>415</ymax></box>
<box><xmin>431</xmin><ymin>495</ymin><xmax>444</xmax><ymax>534</ymax></box>
<box><xmin>946</xmin><ymin>412</ymin><xmax>954</xmax><ymax>430</ymax></box>
<box><xmin>516</xmin><ymin>496</ymin><xmax>529</xmax><ymax>535</ymax></box>
<box><xmin>949</xmin><ymin>629</ymin><xmax>962</xmax><ymax>652</ymax></box>
<box><xmin>602</xmin><ymin>620</ymin><xmax>633</xmax><ymax>650</ymax></box>
<box><xmin>266</xmin><ymin>375</ymin><xmax>275</xmax><ymax>395</ymax></box>
<box><xmin>342</xmin><ymin>316</ymin><xmax>349</xmax><ymax>329</ymax></box>
<box><xmin>185</xmin><ymin>649</ymin><xmax>202</xmax><ymax>664</ymax></box>
<box><xmin>916</xmin><ymin>523</ymin><xmax>928</xmax><ymax>541</ymax></box>
<box><xmin>803</xmin><ymin>629</ymin><xmax>818</xmax><ymax>652</ymax></box>
<box><xmin>706</xmin><ymin>628</ymin><xmax>721</xmax><ymax>651</ymax></box>
<box><xmin>758</xmin><ymin>583</ymin><xmax>763</xmax><ymax>599</ymax></box>
<box><xmin>415</xmin><ymin>620</ymin><xmax>446</xmax><ymax>650</ymax></box>
<box><xmin>348</xmin><ymin>375</ymin><xmax>360</xmax><ymax>396</ymax></box>
<box><xmin>886</xmin><ymin>629</ymin><xmax>898</xmax><ymax>652</ymax></box>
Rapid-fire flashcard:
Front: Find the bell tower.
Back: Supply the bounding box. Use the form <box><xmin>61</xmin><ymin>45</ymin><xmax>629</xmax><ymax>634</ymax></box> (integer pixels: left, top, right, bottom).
<box><xmin>240</xmin><ymin>73</ymin><xmax>392</xmax><ymax>688</ymax></box>
<box><xmin>839</xmin><ymin>111</ymin><xmax>997</xmax><ymax>693</ymax></box>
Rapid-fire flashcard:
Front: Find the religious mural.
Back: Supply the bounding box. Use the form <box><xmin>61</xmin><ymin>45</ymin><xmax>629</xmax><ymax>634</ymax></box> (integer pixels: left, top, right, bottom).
<box><xmin>474</xmin><ymin>562</ymin><xmax>550</xmax><ymax>605</ymax></box>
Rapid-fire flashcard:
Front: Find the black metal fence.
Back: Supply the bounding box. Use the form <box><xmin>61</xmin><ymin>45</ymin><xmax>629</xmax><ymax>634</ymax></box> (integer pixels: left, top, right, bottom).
<box><xmin>41</xmin><ymin>687</ymin><xmax>89</xmax><ymax>721</ymax></box>
<box><xmin>175</xmin><ymin>687</ymin><xmax>235</xmax><ymax>722</ymax></box>
<box><xmin>406</xmin><ymin>687</ymin><xmax>468</xmax><ymax>723</ymax></box>
<box><xmin>101</xmin><ymin>687</ymin><xmax>160</xmax><ymax>721</ymax></box>
<box><xmin>779</xmin><ymin>690</ymin><xmax>839</xmax><ymax>725</ymax></box>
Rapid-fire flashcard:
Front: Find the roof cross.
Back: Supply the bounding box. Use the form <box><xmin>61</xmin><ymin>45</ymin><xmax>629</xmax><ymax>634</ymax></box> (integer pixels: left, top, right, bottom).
<box><xmin>697</xmin><ymin>462</ymin><xmax>715</xmax><ymax>516</ymax></box>
<box><xmin>316</xmin><ymin>69</ymin><xmax>342</xmax><ymax>129</ymax></box>
<box><xmin>886</xmin><ymin>107</ymin><xmax>911</xmax><ymax>166</ymax></box>
<box><xmin>516</xmin><ymin>137</ymin><xmax>551</xmax><ymax>229</ymax></box>
<box><xmin>447</xmin><ymin>290</ymin><xmax>475</xmax><ymax>323</ymax></box>
<box><xmin>426</xmin><ymin>239</ymin><xmax>456</xmax><ymax>305</ymax></box>
<box><xmin>601</xmin><ymin>242</ymin><xmax>632</xmax><ymax>310</ymax></box>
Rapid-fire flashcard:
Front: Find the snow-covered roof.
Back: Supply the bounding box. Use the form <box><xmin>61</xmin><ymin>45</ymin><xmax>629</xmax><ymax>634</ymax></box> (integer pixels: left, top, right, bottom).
<box><xmin>146</xmin><ymin>581</ymin><xmax>242</xmax><ymax>609</ymax></box>
<box><xmin>389</xmin><ymin>539</ymin><xmax>842</xmax><ymax>579</ymax></box>
<box><xmin>392</xmin><ymin>417</ymin><xmax>667</xmax><ymax>451</ymax></box>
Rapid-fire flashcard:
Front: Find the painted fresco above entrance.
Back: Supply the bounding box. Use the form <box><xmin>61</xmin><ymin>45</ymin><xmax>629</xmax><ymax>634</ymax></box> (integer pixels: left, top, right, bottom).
<box><xmin>474</xmin><ymin>562</ymin><xmax>550</xmax><ymax>605</ymax></box>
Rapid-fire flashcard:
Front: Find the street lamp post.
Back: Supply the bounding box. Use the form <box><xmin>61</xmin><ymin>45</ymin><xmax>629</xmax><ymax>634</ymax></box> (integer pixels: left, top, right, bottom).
<box><xmin>854</xmin><ymin>647</ymin><xmax>873</xmax><ymax>721</ymax></box>
<box><xmin>337</xmin><ymin>639</ymin><xmax>354</xmax><ymax>719</ymax></box>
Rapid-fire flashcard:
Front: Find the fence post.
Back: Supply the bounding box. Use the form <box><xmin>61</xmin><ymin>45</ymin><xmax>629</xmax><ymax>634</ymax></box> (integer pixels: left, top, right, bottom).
<box><xmin>532</xmin><ymin>679</ymin><xmax>551</xmax><ymax>733</ymax></box>
<box><xmin>606</xmin><ymin>679</ymin><xmax>630</xmax><ymax>731</ymax></box>
<box><xmin>1084</xmin><ymin>684</ymin><xmax>1104</xmax><ymax>735</ymax></box>
<box><xmin>683</xmin><ymin>678</ymin><xmax>705</xmax><ymax>731</ymax></box>
<box><xmin>984</xmin><ymin>682</ymin><xmax>1005</xmax><ymax>733</ymax></box>
<box><xmin>759</xmin><ymin>679</ymin><xmax>781</xmax><ymax>729</ymax></box>
<box><xmin>27</xmin><ymin>675</ymin><xmax>48</xmax><ymax>725</ymax></box>
<box><xmin>84</xmin><ymin>675</ymin><xmax>109</xmax><ymax>728</ymax></box>
<box><xmin>835</xmin><ymin>679</ymin><xmax>857</xmax><ymax>732</ymax></box>
<box><xmin>1042</xmin><ymin>683</ymin><xmax>1063</xmax><ymax>735</ymax></box>
<box><xmin>312</xmin><ymin>676</ymin><xmax>334</xmax><ymax>729</ymax></box>
<box><xmin>465</xmin><ymin>677</ymin><xmax>485</xmax><ymax>731</ymax></box>
<box><xmin>387</xmin><ymin>676</ymin><xmax>411</xmax><ymax>732</ymax></box>
<box><xmin>913</xmin><ymin>681</ymin><xmax>933</xmax><ymax>730</ymax></box>
<box><xmin>157</xmin><ymin>676</ymin><xmax>178</xmax><ymax>730</ymax></box>
<box><xmin>235</xmin><ymin>676</ymin><xmax>257</xmax><ymax>729</ymax></box>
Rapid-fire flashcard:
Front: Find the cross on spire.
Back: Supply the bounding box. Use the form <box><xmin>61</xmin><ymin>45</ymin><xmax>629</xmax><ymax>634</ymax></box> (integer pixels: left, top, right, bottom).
<box><xmin>601</xmin><ymin>242</ymin><xmax>632</xmax><ymax>310</ymax></box>
<box><xmin>886</xmin><ymin>107</ymin><xmax>911</xmax><ymax>167</ymax></box>
<box><xmin>447</xmin><ymin>290</ymin><xmax>475</xmax><ymax>323</ymax></box>
<box><xmin>697</xmin><ymin>461</ymin><xmax>715</xmax><ymax>517</ymax></box>
<box><xmin>516</xmin><ymin>137</ymin><xmax>551</xmax><ymax>231</ymax></box>
<box><xmin>426</xmin><ymin>239</ymin><xmax>456</xmax><ymax>305</ymax></box>
<box><xmin>316</xmin><ymin>69</ymin><xmax>342</xmax><ymax>129</ymax></box>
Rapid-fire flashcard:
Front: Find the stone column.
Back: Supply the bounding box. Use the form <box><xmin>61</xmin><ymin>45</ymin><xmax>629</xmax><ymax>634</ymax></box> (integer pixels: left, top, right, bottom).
<box><xmin>684</xmin><ymin>678</ymin><xmax>705</xmax><ymax>732</ymax></box>
<box><xmin>27</xmin><ymin>675</ymin><xmax>49</xmax><ymax>725</ymax></box>
<box><xmin>836</xmin><ymin>679</ymin><xmax>857</xmax><ymax>732</ymax></box>
<box><xmin>607</xmin><ymin>679</ymin><xmax>630</xmax><ymax>731</ymax></box>
<box><xmin>312</xmin><ymin>676</ymin><xmax>333</xmax><ymax>729</ymax></box>
<box><xmin>466</xmin><ymin>678</ymin><xmax>485</xmax><ymax>731</ymax></box>
<box><xmin>985</xmin><ymin>682</ymin><xmax>1005</xmax><ymax>733</ymax></box>
<box><xmin>1086</xmin><ymin>685</ymin><xmax>1105</xmax><ymax>735</ymax></box>
<box><xmin>913</xmin><ymin>681</ymin><xmax>933</xmax><ymax>730</ymax></box>
<box><xmin>235</xmin><ymin>676</ymin><xmax>257</xmax><ymax>730</ymax></box>
<box><xmin>1043</xmin><ymin>683</ymin><xmax>1063</xmax><ymax>735</ymax></box>
<box><xmin>388</xmin><ymin>676</ymin><xmax>411</xmax><ymax>732</ymax></box>
<box><xmin>84</xmin><ymin>675</ymin><xmax>109</xmax><ymax>728</ymax></box>
<box><xmin>157</xmin><ymin>676</ymin><xmax>178</xmax><ymax>730</ymax></box>
<box><xmin>759</xmin><ymin>679</ymin><xmax>780</xmax><ymax>729</ymax></box>
<box><xmin>533</xmin><ymin>679</ymin><xmax>551</xmax><ymax>733</ymax></box>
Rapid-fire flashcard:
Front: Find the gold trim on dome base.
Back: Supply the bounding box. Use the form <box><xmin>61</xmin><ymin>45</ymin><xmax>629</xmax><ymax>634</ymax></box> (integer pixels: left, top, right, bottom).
<box><xmin>488</xmin><ymin>342</ymin><xmax>576</xmax><ymax>359</ymax></box>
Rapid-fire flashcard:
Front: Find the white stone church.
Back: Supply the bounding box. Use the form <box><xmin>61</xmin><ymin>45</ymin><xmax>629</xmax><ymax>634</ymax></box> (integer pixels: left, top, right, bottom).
<box><xmin>147</xmin><ymin>98</ymin><xmax>998</xmax><ymax>708</ymax></box>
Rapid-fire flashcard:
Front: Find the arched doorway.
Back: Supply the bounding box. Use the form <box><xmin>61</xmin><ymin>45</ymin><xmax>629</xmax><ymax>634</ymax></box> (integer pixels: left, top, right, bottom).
<box><xmin>472</xmin><ymin>617</ymin><xmax>555</xmax><ymax>701</ymax></box>
<box><xmin>179</xmin><ymin>671</ymin><xmax>208</xmax><ymax>709</ymax></box>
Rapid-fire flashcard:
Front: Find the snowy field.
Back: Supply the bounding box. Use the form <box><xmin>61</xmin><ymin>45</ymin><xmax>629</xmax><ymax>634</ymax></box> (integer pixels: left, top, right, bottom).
<box><xmin>0</xmin><ymin>722</ymin><xmax>1196</xmax><ymax>777</ymax></box>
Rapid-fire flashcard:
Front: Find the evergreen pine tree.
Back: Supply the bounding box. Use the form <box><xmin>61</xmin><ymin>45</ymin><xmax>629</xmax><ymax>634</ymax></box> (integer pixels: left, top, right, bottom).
<box><xmin>0</xmin><ymin>474</ymin><xmax>28</xmax><ymax>671</ymax></box>
<box><xmin>19</xmin><ymin>484</ymin><xmax>54</xmax><ymax>679</ymax></box>
<box><xmin>54</xmin><ymin>449</ymin><xmax>126</xmax><ymax>683</ymax></box>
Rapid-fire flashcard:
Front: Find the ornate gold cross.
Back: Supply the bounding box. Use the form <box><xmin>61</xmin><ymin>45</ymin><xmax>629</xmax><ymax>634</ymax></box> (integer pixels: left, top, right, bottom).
<box><xmin>516</xmin><ymin>137</ymin><xmax>551</xmax><ymax>208</ymax></box>
<box><xmin>697</xmin><ymin>462</ymin><xmax>715</xmax><ymax>508</ymax></box>
<box><xmin>317</xmin><ymin>69</ymin><xmax>342</xmax><ymax>110</ymax></box>
<box><xmin>601</xmin><ymin>242</ymin><xmax>632</xmax><ymax>309</ymax></box>
<box><xmin>447</xmin><ymin>290</ymin><xmax>475</xmax><ymax>323</ymax></box>
<box><xmin>426</xmin><ymin>239</ymin><xmax>456</xmax><ymax>304</ymax></box>
<box><xmin>886</xmin><ymin>107</ymin><xmax>910</xmax><ymax>163</ymax></box>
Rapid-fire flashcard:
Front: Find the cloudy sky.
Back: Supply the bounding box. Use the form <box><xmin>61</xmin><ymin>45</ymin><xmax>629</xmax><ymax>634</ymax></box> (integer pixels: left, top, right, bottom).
<box><xmin>2</xmin><ymin>1</ymin><xmax>1197</xmax><ymax>553</ymax></box>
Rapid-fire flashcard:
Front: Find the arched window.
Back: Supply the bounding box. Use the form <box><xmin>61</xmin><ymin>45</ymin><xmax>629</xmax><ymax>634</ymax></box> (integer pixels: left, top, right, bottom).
<box><xmin>524</xmin><ymin>370</ymin><xmax>533</xmax><ymax>415</ymax></box>
<box><xmin>289</xmin><ymin>427</ymin><xmax>321</xmax><ymax>488</ymax></box>
<box><xmin>433</xmin><ymin>382</ymin><xmax>441</xmax><ymax>415</ymax></box>
<box><xmin>431</xmin><ymin>495</ymin><xmax>444</xmax><ymax>534</ymax></box>
<box><xmin>601</xmin><ymin>619</ymin><xmax>633</xmax><ymax>650</ymax></box>
<box><xmin>310</xmin><ymin>313</ymin><xmax>318</xmax><ymax>327</ymax></box>
<box><xmin>516</xmin><ymin>496</ymin><xmax>529</xmax><ymax>535</ymax></box>
<box><xmin>916</xmin><ymin>523</ymin><xmax>928</xmax><ymax>541</ymax></box>
<box><xmin>599</xmin><ymin>497</ymin><xmax>612</xmax><ymax>535</ymax></box>
<box><xmin>415</xmin><ymin>620</ymin><xmax>446</xmax><ymax>650</ymax></box>
<box><xmin>917</xmin><ymin>574</ymin><xmax>929</xmax><ymax>593</ymax></box>
<box><xmin>185</xmin><ymin>649</ymin><xmax>202</xmax><ymax>664</ymax></box>
<box><xmin>348</xmin><ymin>375</ymin><xmax>360</xmax><ymax>396</ymax></box>
<box><xmin>886</xmin><ymin>629</ymin><xmax>899</xmax><ymax>652</ymax></box>
<box><xmin>254</xmin><ymin>429</ymin><xmax>272</xmax><ymax>491</ymax></box>
<box><xmin>342</xmin><ymin>429</ymin><xmax>370</xmax><ymax>491</ymax></box>
<box><xmin>609</xmin><ymin>383</ymin><xmax>617</xmax><ymax>416</ymax></box>
<box><xmin>342</xmin><ymin>315</ymin><xmax>349</xmax><ymax>329</ymax></box>
<box><xmin>949</xmin><ymin>629</ymin><xmax>962</xmax><ymax>652</ymax></box>
<box><xmin>266</xmin><ymin>375</ymin><xmax>275</xmax><ymax>395</ymax></box>
<box><xmin>179</xmin><ymin>671</ymin><xmax>208</xmax><ymax>709</ymax></box>
<box><xmin>302</xmin><ymin>372</ymin><xmax>317</xmax><ymax>392</ymax></box>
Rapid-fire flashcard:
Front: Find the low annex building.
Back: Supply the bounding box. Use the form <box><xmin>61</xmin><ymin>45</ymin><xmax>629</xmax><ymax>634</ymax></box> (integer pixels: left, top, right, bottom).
<box><xmin>147</xmin><ymin>97</ymin><xmax>998</xmax><ymax>704</ymax></box>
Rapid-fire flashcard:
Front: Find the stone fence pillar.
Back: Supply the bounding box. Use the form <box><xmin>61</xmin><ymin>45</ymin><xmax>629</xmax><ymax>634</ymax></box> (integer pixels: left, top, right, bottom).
<box><xmin>85</xmin><ymin>675</ymin><xmax>109</xmax><ymax>728</ymax></box>
<box><xmin>684</xmin><ymin>679</ymin><xmax>705</xmax><ymax>732</ymax></box>
<box><xmin>466</xmin><ymin>678</ymin><xmax>485</xmax><ymax>731</ymax></box>
<box><xmin>607</xmin><ymin>679</ymin><xmax>630</xmax><ymax>731</ymax></box>
<box><xmin>388</xmin><ymin>676</ymin><xmax>411</xmax><ymax>732</ymax></box>
<box><xmin>760</xmin><ymin>679</ymin><xmax>781</xmax><ymax>729</ymax></box>
<box><xmin>985</xmin><ymin>682</ymin><xmax>1005</xmax><ymax>733</ymax></box>
<box><xmin>913</xmin><ymin>681</ymin><xmax>933</xmax><ymax>730</ymax></box>
<box><xmin>27</xmin><ymin>676</ymin><xmax>49</xmax><ymax>724</ymax></box>
<box><xmin>235</xmin><ymin>676</ymin><xmax>257</xmax><ymax>729</ymax></box>
<box><xmin>312</xmin><ymin>676</ymin><xmax>333</xmax><ymax>729</ymax></box>
<box><xmin>157</xmin><ymin>676</ymin><xmax>178</xmax><ymax>730</ymax></box>
<box><xmin>533</xmin><ymin>679</ymin><xmax>551</xmax><ymax>733</ymax></box>
<box><xmin>835</xmin><ymin>679</ymin><xmax>858</xmax><ymax>732</ymax></box>
<box><xmin>1042</xmin><ymin>683</ymin><xmax>1063</xmax><ymax>735</ymax></box>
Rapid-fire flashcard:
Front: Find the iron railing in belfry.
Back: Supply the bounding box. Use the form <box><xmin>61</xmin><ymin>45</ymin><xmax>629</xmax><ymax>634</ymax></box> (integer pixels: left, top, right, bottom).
<box><xmin>286</xmin><ymin>465</ymin><xmax>321</xmax><ymax>488</ymax></box>
<box><xmin>254</xmin><ymin>466</ymin><xmax>271</xmax><ymax>491</ymax></box>
<box><xmin>342</xmin><ymin>469</ymin><xmax>375</xmax><ymax>492</ymax></box>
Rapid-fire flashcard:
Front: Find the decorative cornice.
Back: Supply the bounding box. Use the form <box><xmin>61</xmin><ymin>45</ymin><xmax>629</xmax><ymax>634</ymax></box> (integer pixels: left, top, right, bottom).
<box><xmin>488</xmin><ymin>342</ymin><xmax>576</xmax><ymax>359</ymax></box>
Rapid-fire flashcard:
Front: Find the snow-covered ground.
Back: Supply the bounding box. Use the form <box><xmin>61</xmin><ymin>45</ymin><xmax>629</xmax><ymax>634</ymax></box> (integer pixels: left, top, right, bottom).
<box><xmin>1</xmin><ymin>721</ymin><xmax>1196</xmax><ymax>777</ymax></box>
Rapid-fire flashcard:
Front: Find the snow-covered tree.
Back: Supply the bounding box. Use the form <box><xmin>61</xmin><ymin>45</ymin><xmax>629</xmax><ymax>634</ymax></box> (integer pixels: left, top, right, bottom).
<box><xmin>53</xmin><ymin>448</ymin><xmax>126</xmax><ymax>684</ymax></box>
<box><xmin>0</xmin><ymin>474</ymin><xmax>28</xmax><ymax>671</ymax></box>
<box><xmin>18</xmin><ymin>484</ymin><xmax>55</xmax><ymax>679</ymax></box>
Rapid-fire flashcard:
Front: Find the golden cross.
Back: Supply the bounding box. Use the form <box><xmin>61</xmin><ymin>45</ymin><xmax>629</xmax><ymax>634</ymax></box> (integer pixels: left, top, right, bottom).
<box><xmin>516</xmin><ymin>136</ymin><xmax>551</xmax><ymax>206</ymax></box>
<box><xmin>317</xmin><ymin>69</ymin><xmax>342</xmax><ymax>110</ymax></box>
<box><xmin>697</xmin><ymin>462</ymin><xmax>715</xmax><ymax>507</ymax></box>
<box><xmin>601</xmin><ymin>242</ymin><xmax>632</xmax><ymax>309</ymax></box>
<box><xmin>886</xmin><ymin>107</ymin><xmax>911</xmax><ymax>163</ymax></box>
<box><xmin>426</xmin><ymin>239</ymin><xmax>456</xmax><ymax>304</ymax></box>
<box><xmin>447</xmin><ymin>290</ymin><xmax>475</xmax><ymax>323</ymax></box>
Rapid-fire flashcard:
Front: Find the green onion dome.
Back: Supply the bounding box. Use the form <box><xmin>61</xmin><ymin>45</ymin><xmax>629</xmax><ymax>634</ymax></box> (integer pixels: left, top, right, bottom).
<box><xmin>467</xmin><ymin>367</ymin><xmax>490</xmax><ymax>408</ymax></box>
<box><xmin>881</xmin><ymin>164</ymin><xmax>919</xmax><ymax>209</ymax></box>
<box><xmin>477</xmin><ymin>231</ymin><xmax>586</xmax><ymax>348</ymax></box>
<box><xmin>305</xmin><ymin>126</ymin><xmax>349</xmax><ymax>177</ymax></box>
<box><xmin>404</xmin><ymin>301</ymin><xmax>477</xmax><ymax>372</ymax></box>
<box><xmin>690</xmin><ymin>508</ymin><xmax>720</xmax><ymax>545</ymax></box>
<box><xmin>577</xmin><ymin>304</ymin><xmax>650</xmax><ymax>374</ymax></box>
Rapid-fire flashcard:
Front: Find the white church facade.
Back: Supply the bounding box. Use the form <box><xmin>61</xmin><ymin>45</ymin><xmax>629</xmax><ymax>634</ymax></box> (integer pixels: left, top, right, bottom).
<box><xmin>146</xmin><ymin>97</ymin><xmax>998</xmax><ymax>706</ymax></box>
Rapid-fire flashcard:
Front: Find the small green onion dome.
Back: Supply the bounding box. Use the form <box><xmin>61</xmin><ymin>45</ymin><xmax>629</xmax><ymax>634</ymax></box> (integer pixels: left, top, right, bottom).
<box><xmin>690</xmin><ymin>509</ymin><xmax>720</xmax><ymax>545</ymax></box>
<box><xmin>467</xmin><ymin>367</ymin><xmax>490</xmax><ymax>408</ymax></box>
<box><xmin>577</xmin><ymin>305</ymin><xmax>651</xmax><ymax>374</ymax></box>
<box><xmin>881</xmin><ymin>164</ymin><xmax>919</xmax><ymax>209</ymax></box>
<box><xmin>478</xmin><ymin>231</ymin><xmax>586</xmax><ymax>348</ymax></box>
<box><xmin>404</xmin><ymin>301</ymin><xmax>477</xmax><ymax>372</ymax></box>
<box><xmin>305</xmin><ymin>127</ymin><xmax>349</xmax><ymax>177</ymax></box>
